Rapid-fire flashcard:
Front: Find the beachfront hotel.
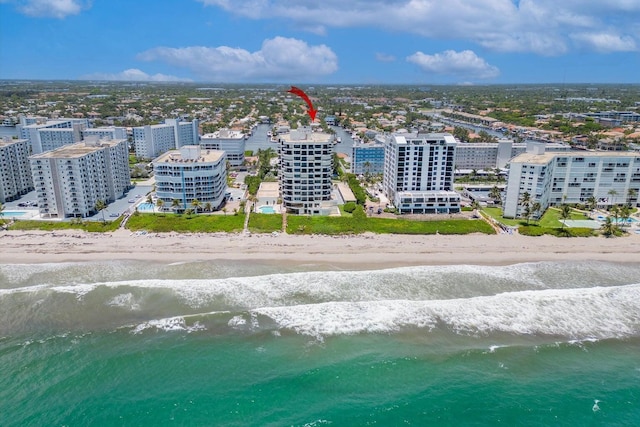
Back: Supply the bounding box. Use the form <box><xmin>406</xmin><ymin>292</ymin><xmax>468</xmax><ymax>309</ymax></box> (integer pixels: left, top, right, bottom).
<box><xmin>153</xmin><ymin>145</ymin><xmax>227</xmax><ymax>211</ymax></box>
<box><xmin>133</xmin><ymin>119</ymin><xmax>199</xmax><ymax>159</ymax></box>
<box><xmin>278</xmin><ymin>129</ymin><xmax>334</xmax><ymax>215</ymax></box>
<box><xmin>503</xmin><ymin>145</ymin><xmax>640</xmax><ymax>218</ymax></box>
<box><xmin>383</xmin><ymin>132</ymin><xmax>460</xmax><ymax>214</ymax></box>
<box><xmin>0</xmin><ymin>138</ymin><xmax>34</xmax><ymax>202</ymax></box>
<box><xmin>29</xmin><ymin>138</ymin><xmax>131</xmax><ymax>218</ymax></box>
<box><xmin>200</xmin><ymin>129</ymin><xmax>245</xmax><ymax>167</ymax></box>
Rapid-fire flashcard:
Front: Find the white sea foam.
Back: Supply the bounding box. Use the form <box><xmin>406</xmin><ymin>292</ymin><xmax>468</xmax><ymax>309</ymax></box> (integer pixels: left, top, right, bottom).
<box><xmin>253</xmin><ymin>283</ymin><xmax>640</xmax><ymax>339</ymax></box>
<box><xmin>107</xmin><ymin>293</ymin><xmax>140</xmax><ymax>311</ymax></box>
<box><xmin>131</xmin><ymin>317</ymin><xmax>206</xmax><ymax>334</ymax></box>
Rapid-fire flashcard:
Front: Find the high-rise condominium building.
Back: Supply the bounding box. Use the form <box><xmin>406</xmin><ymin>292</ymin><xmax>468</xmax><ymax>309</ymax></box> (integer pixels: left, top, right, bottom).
<box><xmin>82</xmin><ymin>126</ymin><xmax>128</xmax><ymax>141</ymax></box>
<box><xmin>29</xmin><ymin>139</ymin><xmax>130</xmax><ymax>218</ymax></box>
<box><xmin>351</xmin><ymin>140</ymin><xmax>386</xmax><ymax>175</ymax></box>
<box><xmin>153</xmin><ymin>145</ymin><xmax>227</xmax><ymax>211</ymax></box>
<box><xmin>383</xmin><ymin>132</ymin><xmax>460</xmax><ymax>214</ymax></box>
<box><xmin>503</xmin><ymin>146</ymin><xmax>640</xmax><ymax>218</ymax></box>
<box><xmin>19</xmin><ymin>118</ymin><xmax>88</xmax><ymax>154</ymax></box>
<box><xmin>278</xmin><ymin>129</ymin><xmax>334</xmax><ymax>215</ymax></box>
<box><xmin>0</xmin><ymin>138</ymin><xmax>33</xmax><ymax>202</ymax></box>
<box><xmin>133</xmin><ymin>119</ymin><xmax>199</xmax><ymax>159</ymax></box>
<box><xmin>165</xmin><ymin>119</ymin><xmax>199</xmax><ymax>148</ymax></box>
<box><xmin>200</xmin><ymin>129</ymin><xmax>246</xmax><ymax>167</ymax></box>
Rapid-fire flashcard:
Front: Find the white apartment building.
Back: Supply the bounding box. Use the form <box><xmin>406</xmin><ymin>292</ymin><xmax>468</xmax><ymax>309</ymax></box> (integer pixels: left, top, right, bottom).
<box><xmin>0</xmin><ymin>138</ymin><xmax>33</xmax><ymax>202</ymax></box>
<box><xmin>19</xmin><ymin>118</ymin><xmax>88</xmax><ymax>154</ymax></box>
<box><xmin>503</xmin><ymin>146</ymin><xmax>640</xmax><ymax>218</ymax></box>
<box><xmin>153</xmin><ymin>145</ymin><xmax>227</xmax><ymax>211</ymax></box>
<box><xmin>278</xmin><ymin>129</ymin><xmax>334</xmax><ymax>215</ymax></box>
<box><xmin>200</xmin><ymin>129</ymin><xmax>245</xmax><ymax>167</ymax></box>
<box><xmin>82</xmin><ymin>126</ymin><xmax>127</xmax><ymax>141</ymax></box>
<box><xmin>165</xmin><ymin>118</ymin><xmax>199</xmax><ymax>148</ymax></box>
<box><xmin>29</xmin><ymin>139</ymin><xmax>131</xmax><ymax>218</ymax></box>
<box><xmin>455</xmin><ymin>140</ymin><xmax>571</xmax><ymax>170</ymax></box>
<box><xmin>133</xmin><ymin>124</ymin><xmax>176</xmax><ymax>159</ymax></box>
<box><xmin>133</xmin><ymin>119</ymin><xmax>199</xmax><ymax>158</ymax></box>
<box><xmin>383</xmin><ymin>132</ymin><xmax>460</xmax><ymax>214</ymax></box>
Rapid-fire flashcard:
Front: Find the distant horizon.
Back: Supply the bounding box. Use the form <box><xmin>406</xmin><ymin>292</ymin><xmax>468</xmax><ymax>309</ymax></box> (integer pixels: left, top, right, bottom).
<box><xmin>2</xmin><ymin>79</ymin><xmax>640</xmax><ymax>88</ymax></box>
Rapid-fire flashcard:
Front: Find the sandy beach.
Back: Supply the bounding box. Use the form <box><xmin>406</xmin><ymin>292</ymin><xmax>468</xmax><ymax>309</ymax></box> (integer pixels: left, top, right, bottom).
<box><xmin>1</xmin><ymin>229</ymin><xmax>639</xmax><ymax>267</ymax></box>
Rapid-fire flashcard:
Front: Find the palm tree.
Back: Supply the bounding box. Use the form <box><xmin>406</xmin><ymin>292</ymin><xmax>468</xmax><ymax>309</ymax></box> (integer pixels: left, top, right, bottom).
<box><xmin>586</xmin><ymin>196</ymin><xmax>597</xmax><ymax>212</ymax></box>
<box><xmin>0</xmin><ymin>202</ymin><xmax>5</xmax><ymax>226</ymax></box>
<box><xmin>184</xmin><ymin>208</ymin><xmax>194</xmax><ymax>217</ymax></box>
<box><xmin>522</xmin><ymin>203</ymin><xmax>532</xmax><ymax>225</ymax></box>
<box><xmin>171</xmin><ymin>198</ymin><xmax>181</xmax><ymax>213</ymax></box>
<box><xmin>519</xmin><ymin>191</ymin><xmax>531</xmax><ymax>218</ymax></box>
<box><xmin>156</xmin><ymin>198</ymin><xmax>164</xmax><ymax>213</ymax></box>
<box><xmin>610</xmin><ymin>205</ymin><xmax>620</xmax><ymax>225</ymax></box>
<box><xmin>531</xmin><ymin>201</ymin><xmax>542</xmax><ymax>223</ymax></box>
<box><xmin>204</xmin><ymin>202</ymin><xmax>212</xmax><ymax>213</ymax></box>
<box><xmin>619</xmin><ymin>205</ymin><xmax>631</xmax><ymax>227</ymax></box>
<box><xmin>222</xmin><ymin>207</ymin><xmax>228</xmax><ymax>216</ymax></box>
<box><xmin>607</xmin><ymin>189</ymin><xmax>618</xmax><ymax>206</ymax></box>
<box><xmin>601</xmin><ymin>216</ymin><xmax>617</xmax><ymax>237</ymax></box>
<box><xmin>627</xmin><ymin>188</ymin><xmax>637</xmax><ymax>207</ymax></box>
<box><xmin>489</xmin><ymin>186</ymin><xmax>502</xmax><ymax>204</ymax></box>
<box><xmin>559</xmin><ymin>204</ymin><xmax>572</xmax><ymax>230</ymax></box>
<box><xmin>191</xmin><ymin>198</ymin><xmax>201</xmax><ymax>213</ymax></box>
<box><xmin>146</xmin><ymin>194</ymin><xmax>153</xmax><ymax>205</ymax></box>
<box><xmin>95</xmin><ymin>199</ymin><xmax>107</xmax><ymax>223</ymax></box>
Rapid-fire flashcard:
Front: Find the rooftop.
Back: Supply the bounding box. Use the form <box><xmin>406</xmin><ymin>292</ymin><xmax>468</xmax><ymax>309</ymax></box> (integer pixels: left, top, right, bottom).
<box><xmin>201</xmin><ymin>128</ymin><xmax>244</xmax><ymax>140</ymax></box>
<box><xmin>511</xmin><ymin>150</ymin><xmax>640</xmax><ymax>165</ymax></box>
<box><xmin>0</xmin><ymin>138</ymin><xmax>27</xmax><ymax>148</ymax></box>
<box><xmin>154</xmin><ymin>147</ymin><xmax>224</xmax><ymax>164</ymax></box>
<box><xmin>279</xmin><ymin>130</ymin><xmax>334</xmax><ymax>144</ymax></box>
<box><xmin>30</xmin><ymin>139</ymin><xmax>126</xmax><ymax>159</ymax></box>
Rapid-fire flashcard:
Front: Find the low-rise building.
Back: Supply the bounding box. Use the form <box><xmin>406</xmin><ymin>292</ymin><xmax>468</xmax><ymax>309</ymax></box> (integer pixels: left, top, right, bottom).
<box><xmin>153</xmin><ymin>145</ymin><xmax>227</xmax><ymax>211</ymax></box>
<box><xmin>0</xmin><ymin>138</ymin><xmax>33</xmax><ymax>202</ymax></box>
<box><xmin>29</xmin><ymin>138</ymin><xmax>130</xmax><ymax>218</ymax></box>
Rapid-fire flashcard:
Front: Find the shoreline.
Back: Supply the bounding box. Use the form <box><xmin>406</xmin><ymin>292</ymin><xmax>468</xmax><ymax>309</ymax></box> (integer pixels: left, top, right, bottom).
<box><xmin>1</xmin><ymin>229</ymin><xmax>639</xmax><ymax>268</ymax></box>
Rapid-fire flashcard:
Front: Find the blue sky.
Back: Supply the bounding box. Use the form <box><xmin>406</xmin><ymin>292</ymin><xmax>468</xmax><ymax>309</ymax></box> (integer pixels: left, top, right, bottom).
<box><xmin>1</xmin><ymin>0</ymin><xmax>639</xmax><ymax>84</ymax></box>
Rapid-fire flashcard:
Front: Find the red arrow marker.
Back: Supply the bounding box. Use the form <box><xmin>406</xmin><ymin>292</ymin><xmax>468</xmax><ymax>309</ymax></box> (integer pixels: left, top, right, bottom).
<box><xmin>287</xmin><ymin>86</ymin><xmax>317</xmax><ymax>122</ymax></box>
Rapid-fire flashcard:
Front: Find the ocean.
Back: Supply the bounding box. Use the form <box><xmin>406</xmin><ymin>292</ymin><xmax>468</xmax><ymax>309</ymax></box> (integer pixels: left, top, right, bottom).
<box><xmin>1</xmin><ymin>260</ymin><xmax>639</xmax><ymax>426</ymax></box>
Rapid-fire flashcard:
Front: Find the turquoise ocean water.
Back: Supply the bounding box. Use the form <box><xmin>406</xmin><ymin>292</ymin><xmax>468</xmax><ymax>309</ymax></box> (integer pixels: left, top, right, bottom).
<box><xmin>1</xmin><ymin>260</ymin><xmax>639</xmax><ymax>426</ymax></box>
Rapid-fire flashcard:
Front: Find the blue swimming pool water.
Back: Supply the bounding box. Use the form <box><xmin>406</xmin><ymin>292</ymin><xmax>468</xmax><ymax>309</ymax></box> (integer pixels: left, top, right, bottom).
<box><xmin>137</xmin><ymin>203</ymin><xmax>155</xmax><ymax>212</ymax></box>
<box><xmin>259</xmin><ymin>205</ymin><xmax>276</xmax><ymax>214</ymax></box>
<box><xmin>1</xmin><ymin>211</ymin><xmax>27</xmax><ymax>217</ymax></box>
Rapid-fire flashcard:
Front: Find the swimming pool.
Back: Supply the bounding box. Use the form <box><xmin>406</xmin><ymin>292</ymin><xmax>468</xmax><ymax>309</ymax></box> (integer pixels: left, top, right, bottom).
<box><xmin>1</xmin><ymin>211</ymin><xmax>27</xmax><ymax>217</ymax></box>
<box><xmin>137</xmin><ymin>203</ymin><xmax>155</xmax><ymax>212</ymax></box>
<box><xmin>258</xmin><ymin>205</ymin><xmax>276</xmax><ymax>214</ymax></box>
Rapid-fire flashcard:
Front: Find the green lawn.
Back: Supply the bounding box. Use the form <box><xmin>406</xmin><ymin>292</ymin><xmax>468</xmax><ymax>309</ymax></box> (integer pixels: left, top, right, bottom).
<box><xmin>10</xmin><ymin>217</ymin><xmax>123</xmax><ymax>232</ymax></box>
<box><xmin>286</xmin><ymin>215</ymin><xmax>494</xmax><ymax>235</ymax></box>
<box><xmin>247</xmin><ymin>213</ymin><xmax>283</xmax><ymax>233</ymax></box>
<box><xmin>482</xmin><ymin>206</ymin><xmax>597</xmax><ymax>237</ymax></box>
<box><xmin>126</xmin><ymin>213</ymin><xmax>244</xmax><ymax>233</ymax></box>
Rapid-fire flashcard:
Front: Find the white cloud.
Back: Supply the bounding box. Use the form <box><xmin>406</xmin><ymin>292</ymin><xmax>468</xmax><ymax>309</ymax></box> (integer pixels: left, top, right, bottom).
<box><xmin>375</xmin><ymin>53</ymin><xmax>396</xmax><ymax>62</ymax></box>
<box><xmin>82</xmin><ymin>69</ymin><xmax>192</xmax><ymax>82</ymax></box>
<box><xmin>407</xmin><ymin>50</ymin><xmax>499</xmax><ymax>79</ymax></box>
<box><xmin>8</xmin><ymin>0</ymin><xmax>90</xmax><ymax>18</ymax></box>
<box><xmin>571</xmin><ymin>32</ymin><xmax>637</xmax><ymax>53</ymax></box>
<box><xmin>197</xmin><ymin>0</ymin><xmax>640</xmax><ymax>55</ymax></box>
<box><xmin>137</xmin><ymin>37</ymin><xmax>338</xmax><ymax>81</ymax></box>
